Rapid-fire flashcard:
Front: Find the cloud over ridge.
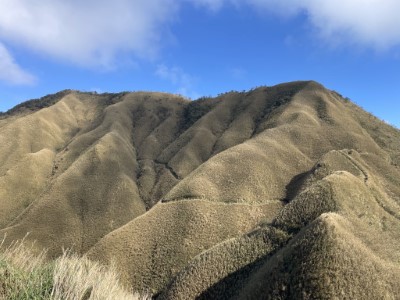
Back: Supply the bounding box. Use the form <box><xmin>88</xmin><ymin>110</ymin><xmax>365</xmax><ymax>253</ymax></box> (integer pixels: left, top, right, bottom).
<box><xmin>0</xmin><ymin>0</ymin><xmax>179</xmax><ymax>68</ymax></box>
<box><xmin>197</xmin><ymin>0</ymin><xmax>400</xmax><ymax>49</ymax></box>
<box><xmin>0</xmin><ymin>0</ymin><xmax>399</xmax><ymax>79</ymax></box>
<box><xmin>248</xmin><ymin>0</ymin><xmax>400</xmax><ymax>49</ymax></box>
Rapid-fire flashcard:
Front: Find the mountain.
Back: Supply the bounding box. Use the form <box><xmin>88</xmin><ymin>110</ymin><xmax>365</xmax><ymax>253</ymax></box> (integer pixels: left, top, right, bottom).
<box><xmin>0</xmin><ymin>81</ymin><xmax>399</xmax><ymax>299</ymax></box>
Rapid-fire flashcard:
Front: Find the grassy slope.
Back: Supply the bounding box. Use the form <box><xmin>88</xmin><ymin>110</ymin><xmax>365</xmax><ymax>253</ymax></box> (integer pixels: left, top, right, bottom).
<box><xmin>87</xmin><ymin>199</ymin><xmax>282</xmax><ymax>294</ymax></box>
<box><xmin>159</xmin><ymin>152</ymin><xmax>400</xmax><ymax>299</ymax></box>
<box><xmin>0</xmin><ymin>81</ymin><xmax>399</xmax><ymax>298</ymax></box>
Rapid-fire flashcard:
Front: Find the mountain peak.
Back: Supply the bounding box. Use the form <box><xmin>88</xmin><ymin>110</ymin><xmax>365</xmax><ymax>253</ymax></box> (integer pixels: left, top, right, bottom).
<box><xmin>0</xmin><ymin>81</ymin><xmax>399</xmax><ymax>298</ymax></box>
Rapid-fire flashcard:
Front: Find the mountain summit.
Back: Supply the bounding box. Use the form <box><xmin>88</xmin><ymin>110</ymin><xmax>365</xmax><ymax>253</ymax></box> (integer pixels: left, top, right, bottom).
<box><xmin>0</xmin><ymin>81</ymin><xmax>399</xmax><ymax>298</ymax></box>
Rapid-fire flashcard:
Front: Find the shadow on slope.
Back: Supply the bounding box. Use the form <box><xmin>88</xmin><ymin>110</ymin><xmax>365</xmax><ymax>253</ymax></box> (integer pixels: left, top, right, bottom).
<box><xmin>158</xmin><ymin>151</ymin><xmax>400</xmax><ymax>299</ymax></box>
<box><xmin>0</xmin><ymin>81</ymin><xmax>399</xmax><ymax>299</ymax></box>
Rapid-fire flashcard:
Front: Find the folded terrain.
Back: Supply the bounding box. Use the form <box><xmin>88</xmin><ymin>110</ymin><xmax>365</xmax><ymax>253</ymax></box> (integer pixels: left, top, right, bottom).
<box><xmin>0</xmin><ymin>81</ymin><xmax>399</xmax><ymax>299</ymax></box>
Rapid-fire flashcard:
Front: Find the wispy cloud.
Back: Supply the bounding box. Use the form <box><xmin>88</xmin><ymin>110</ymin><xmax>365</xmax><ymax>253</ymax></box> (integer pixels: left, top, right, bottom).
<box><xmin>155</xmin><ymin>64</ymin><xmax>199</xmax><ymax>98</ymax></box>
<box><xmin>1</xmin><ymin>0</ymin><xmax>400</xmax><ymax>86</ymax></box>
<box><xmin>188</xmin><ymin>0</ymin><xmax>227</xmax><ymax>12</ymax></box>
<box><xmin>1</xmin><ymin>0</ymin><xmax>400</xmax><ymax>69</ymax></box>
<box><xmin>0</xmin><ymin>43</ymin><xmax>36</xmax><ymax>85</ymax></box>
<box><xmin>193</xmin><ymin>0</ymin><xmax>400</xmax><ymax>50</ymax></box>
<box><xmin>184</xmin><ymin>0</ymin><xmax>400</xmax><ymax>51</ymax></box>
<box><xmin>0</xmin><ymin>0</ymin><xmax>179</xmax><ymax>68</ymax></box>
<box><xmin>301</xmin><ymin>0</ymin><xmax>400</xmax><ymax>50</ymax></box>
<box><xmin>230</xmin><ymin>67</ymin><xmax>247</xmax><ymax>80</ymax></box>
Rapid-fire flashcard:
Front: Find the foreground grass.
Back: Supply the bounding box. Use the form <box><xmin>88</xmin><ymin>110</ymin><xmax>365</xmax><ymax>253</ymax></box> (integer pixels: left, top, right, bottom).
<box><xmin>0</xmin><ymin>238</ymin><xmax>149</xmax><ymax>300</ymax></box>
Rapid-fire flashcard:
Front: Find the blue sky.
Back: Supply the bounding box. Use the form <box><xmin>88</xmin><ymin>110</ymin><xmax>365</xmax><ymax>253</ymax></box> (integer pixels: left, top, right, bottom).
<box><xmin>0</xmin><ymin>0</ymin><xmax>399</xmax><ymax>128</ymax></box>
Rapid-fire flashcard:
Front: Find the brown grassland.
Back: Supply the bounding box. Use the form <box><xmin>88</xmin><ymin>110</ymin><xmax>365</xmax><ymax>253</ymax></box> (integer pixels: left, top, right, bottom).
<box><xmin>0</xmin><ymin>81</ymin><xmax>399</xmax><ymax>299</ymax></box>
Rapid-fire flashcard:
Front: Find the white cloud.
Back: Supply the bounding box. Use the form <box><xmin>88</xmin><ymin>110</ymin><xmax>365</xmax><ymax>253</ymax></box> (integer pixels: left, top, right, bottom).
<box><xmin>145</xmin><ymin>0</ymin><xmax>400</xmax><ymax>51</ymax></box>
<box><xmin>0</xmin><ymin>0</ymin><xmax>179</xmax><ymax>68</ymax></box>
<box><xmin>156</xmin><ymin>64</ymin><xmax>190</xmax><ymax>84</ymax></box>
<box><xmin>155</xmin><ymin>64</ymin><xmax>199</xmax><ymax>98</ymax></box>
<box><xmin>0</xmin><ymin>43</ymin><xmax>36</xmax><ymax>85</ymax></box>
<box><xmin>192</xmin><ymin>0</ymin><xmax>400</xmax><ymax>49</ymax></box>
<box><xmin>0</xmin><ymin>0</ymin><xmax>399</xmax><ymax>81</ymax></box>
<box><xmin>300</xmin><ymin>0</ymin><xmax>400</xmax><ymax>49</ymax></box>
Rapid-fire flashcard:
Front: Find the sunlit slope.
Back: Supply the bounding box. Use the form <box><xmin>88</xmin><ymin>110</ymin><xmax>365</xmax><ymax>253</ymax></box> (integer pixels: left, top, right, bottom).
<box><xmin>0</xmin><ymin>91</ymin><xmax>189</xmax><ymax>254</ymax></box>
<box><xmin>0</xmin><ymin>81</ymin><xmax>399</xmax><ymax>298</ymax></box>
<box><xmin>163</xmin><ymin>82</ymin><xmax>386</xmax><ymax>203</ymax></box>
<box><xmin>0</xmin><ymin>94</ymin><xmax>96</xmax><ymax>228</ymax></box>
<box><xmin>160</xmin><ymin>151</ymin><xmax>400</xmax><ymax>299</ymax></box>
<box><xmin>87</xmin><ymin>199</ymin><xmax>282</xmax><ymax>294</ymax></box>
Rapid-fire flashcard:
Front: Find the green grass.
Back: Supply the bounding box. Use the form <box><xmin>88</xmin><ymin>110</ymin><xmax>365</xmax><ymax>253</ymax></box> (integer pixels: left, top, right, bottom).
<box><xmin>0</xmin><ymin>239</ymin><xmax>53</xmax><ymax>299</ymax></box>
<box><xmin>0</xmin><ymin>238</ymin><xmax>150</xmax><ymax>300</ymax></box>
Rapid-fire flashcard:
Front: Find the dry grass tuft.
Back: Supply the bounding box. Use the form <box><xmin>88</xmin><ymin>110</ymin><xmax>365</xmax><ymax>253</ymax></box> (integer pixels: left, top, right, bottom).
<box><xmin>51</xmin><ymin>252</ymin><xmax>149</xmax><ymax>300</ymax></box>
<box><xmin>0</xmin><ymin>237</ymin><xmax>150</xmax><ymax>300</ymax></box>
<box><xmin>0</xmin><ymin>237</ymin><xmax>53</xmax><ymax>299</ymax></box>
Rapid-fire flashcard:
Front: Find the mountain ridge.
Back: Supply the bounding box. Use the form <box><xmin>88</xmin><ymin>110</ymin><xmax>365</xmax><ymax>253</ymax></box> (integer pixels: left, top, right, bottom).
<box><xmin>0</xmin><ymin>80</ymin><xmax>399</xmax><ymax>298</ymax></box>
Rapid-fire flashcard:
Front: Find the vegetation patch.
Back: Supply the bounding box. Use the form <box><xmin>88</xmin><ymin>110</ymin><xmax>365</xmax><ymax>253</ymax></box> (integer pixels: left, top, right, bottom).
<box><xmin>0</xmin><ymin>238</ymin><xmax>149</xmax><ymax>300</ymax></box>
<box><xmin>180</xmin><ymin>96</ymin><xmax>221</xmax><ymax>130</ymax></box>
<box><xmin>0</xmin><ymin>90</ymin><xmax>74</xmax><ymax>117</ymax></box>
